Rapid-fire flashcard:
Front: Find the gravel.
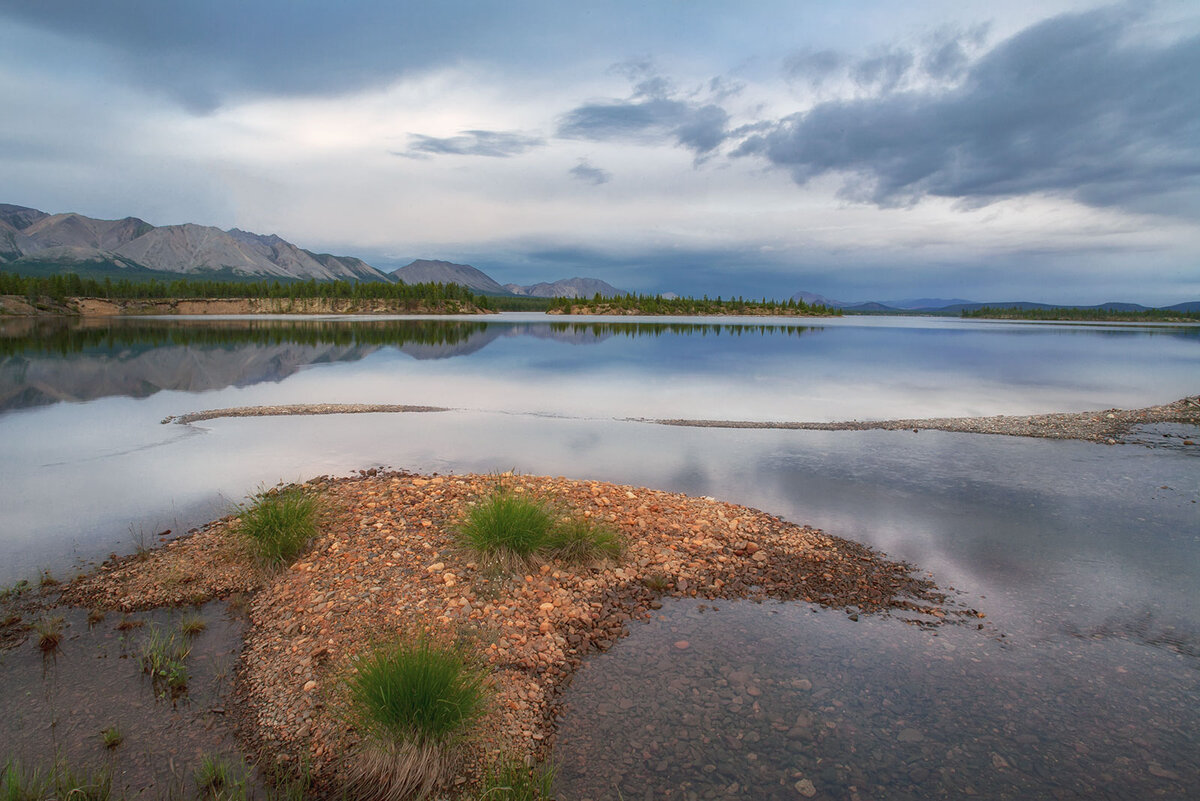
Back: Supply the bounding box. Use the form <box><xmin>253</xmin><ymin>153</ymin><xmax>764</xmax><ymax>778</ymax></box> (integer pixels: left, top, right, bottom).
<box><xmin>58</xmin><ymin>471</ymin><xmax>974</xmax><ymax>798</ymax></box>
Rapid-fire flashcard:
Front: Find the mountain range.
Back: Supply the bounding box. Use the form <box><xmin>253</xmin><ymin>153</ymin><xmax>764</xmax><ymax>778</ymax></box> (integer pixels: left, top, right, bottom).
<box><xmin>792</xmin><ymin>291</ymin><xmax>1200</xmax><ymax>314</ymax></box>
<box><xmin>0</xmin><ymin>204</ymin><xmax>625</xmax><ymax>298</ymax></box>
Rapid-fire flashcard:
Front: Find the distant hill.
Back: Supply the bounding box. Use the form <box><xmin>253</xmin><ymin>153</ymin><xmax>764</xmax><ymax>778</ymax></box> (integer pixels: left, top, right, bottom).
<box><xmin>791</xmin><ymin>291</ymin><xmax>845</xmax><ymax>307</ymax></box>
<box><xmin>503</xmin><ymin>277</ymin><xmax>624</xmax><ymax>298</ymax></box>
<box><xmin>791</xmin><ymin>288</ymin><xmax>1200</xmax><ymax>315</ymax></box>
<box><xmin>0</xmin><ymin>203</ymin><xmax>391</xmax><ymax>282</ymax></box>
<box><xmin>389</xmin><ymin>259</ymin><xmax>509</xmax><ymax>294</ymax></box>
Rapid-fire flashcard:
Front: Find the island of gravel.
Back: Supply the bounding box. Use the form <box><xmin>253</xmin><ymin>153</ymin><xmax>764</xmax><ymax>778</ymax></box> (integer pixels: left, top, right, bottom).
<box><xmin>162</xmin><ymin>395</ymin><xmax>1200</xmax><ymax>444</ymax></box>
<box><xmin>62</xmin><ymin>471</ymin><xmax>971</xmax><ymax>798</ymax></box>
<box><xmin>649</xmin><ymin>394</ymin><xmax>1200</xmax><ymax>444</ymax></box>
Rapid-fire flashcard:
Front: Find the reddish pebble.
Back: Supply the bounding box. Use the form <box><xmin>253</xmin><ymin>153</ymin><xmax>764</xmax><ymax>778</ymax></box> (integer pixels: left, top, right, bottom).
<box><xmin>674</xmin><ymin>640</ymin><xmax>690</xmax><ymax>650</ymax></box>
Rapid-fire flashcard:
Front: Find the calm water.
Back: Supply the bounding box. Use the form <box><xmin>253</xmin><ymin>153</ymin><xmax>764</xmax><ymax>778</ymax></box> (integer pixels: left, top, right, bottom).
<box><xmin>1</xmin><ymin>313</ymin><xmax>1197</xmax><ymax>798</ymax></box>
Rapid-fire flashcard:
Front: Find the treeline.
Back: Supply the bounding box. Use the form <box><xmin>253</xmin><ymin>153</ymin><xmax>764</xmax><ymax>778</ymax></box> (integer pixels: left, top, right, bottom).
<box><xmin>961</xmin><ymin>306</ymin><xmax>1200</xmax><ymax>322</ymax></box>
<box><xmin>547</xmin><ymin>321</ymin><xmax>820</xmax><ymax>338</ymax></box>
<box><xmin>547</xmin><ymin>293</ymin><xmax>840</xmax><ymax>316</ymax></box>
<box><xmin>0</xmin><ymin>271</ymin><xmax>493</xmax><ymax>307</ymax></box>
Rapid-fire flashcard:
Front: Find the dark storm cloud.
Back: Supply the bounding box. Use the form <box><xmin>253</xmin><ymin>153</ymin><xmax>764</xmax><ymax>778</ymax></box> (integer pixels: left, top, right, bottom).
<box><xmin>400</xmin><ymin>130</ymin><xmax>545</xmax><ymax>158</ymax></box>
<box><xmin>569</xmin><ymin>160</ymin><xmax>612</xmax><ymax>185</ymax></box>
<box><xmin>850</xmin><ymin>47</ymin><xmax>913</xmax><ymax>93</ymax></box>
<box><xmin>557</xmin><ymin>67</ymin><xmax>731</xmax><ymax>157</ymax></box>
<box><xmin>741</xmin><ymin>7</ymin><xmax>1200</xmax><ymax>213</ymax></box>
<box><xmin>783</xmin><ymin>50</ymin><xmax>848</xmax><ymax>87</ymax></box>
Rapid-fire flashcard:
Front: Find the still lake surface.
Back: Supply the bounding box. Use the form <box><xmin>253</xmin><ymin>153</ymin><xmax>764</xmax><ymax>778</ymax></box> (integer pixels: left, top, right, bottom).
<box><xmin>1</xmin><ymin>312</ymin><xmax>1197</xmax><ymax>798</ymax></box>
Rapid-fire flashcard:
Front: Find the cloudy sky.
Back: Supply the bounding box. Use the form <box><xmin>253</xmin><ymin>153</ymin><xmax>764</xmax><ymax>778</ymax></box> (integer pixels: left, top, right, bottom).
<box><xmin>2</xmin><ymin>1</ymin><xmax>1198</xmax><ymax>303</ymax></box>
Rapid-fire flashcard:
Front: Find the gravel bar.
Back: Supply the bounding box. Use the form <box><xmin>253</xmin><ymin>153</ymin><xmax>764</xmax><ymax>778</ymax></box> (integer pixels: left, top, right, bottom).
<box><xmin>60</xmin><ymin>471</ymin><xmax>978</xmax><ymax>798</ymax></box>
<box><xmin>645</xmin><ymin>394</ymin><xmax>1200</xmax><ymax>444</ymax></box>
<box><xmin>164</xmin><ymin>403</ymin><xmax>453</xmax><ymax>424</ymax></box>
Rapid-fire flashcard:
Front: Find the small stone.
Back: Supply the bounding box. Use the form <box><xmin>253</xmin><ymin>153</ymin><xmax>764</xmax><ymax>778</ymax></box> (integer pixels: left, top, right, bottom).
<box><xmin>1148</xmin><ymin>764</ymin><xmax>1180</xmax><ymax>780</ymax></box>
<box><xmin>752</xmin><ymin>551</ymin><xmax>768</xmax><ymax>563</ymax></box>
<box><xmin>794</xmin><ymin>778</ymin><xmax>817</xmax><ymax>797</ymax></box>
<box><xmin>674</xmin><ymin>640</ymin><xmax>690</xmax><ymax>650</ymax></box>
<box><xmin>897</xmin><ymin>728</ymin><xmax>924</xmax><ymax>742</ymax></box>
<box><xmin>991</xmin><ymin>753</ymin><xmax>1009</xmax><ymax>769</ymax></box>
<box><xmin>302</xmin><ymin>680</ymin><xmax>317</xmax><ymax>692</ymax></box>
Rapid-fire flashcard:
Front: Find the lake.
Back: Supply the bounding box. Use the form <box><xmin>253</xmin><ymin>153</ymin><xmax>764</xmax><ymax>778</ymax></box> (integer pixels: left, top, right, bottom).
<box><xmin>1</xmin><ymin>312</ymin><xmax>1197</xmax><ymax>798</ymax></box>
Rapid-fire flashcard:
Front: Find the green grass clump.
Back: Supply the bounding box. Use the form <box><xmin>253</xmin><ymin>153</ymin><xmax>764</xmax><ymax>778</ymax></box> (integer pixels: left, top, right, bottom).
<box><xmin>193</xmin><ymin>753</ymin><xmax>247</xmax><ymax>800</ymax></box>
<box><xmin>237</xmin><ymin>487</ymin><xmax>320</xmax><ymax>567</ymax></box>
<box><xmin>99</xmin><ymin>726</ymin><xmax>123</xmax><ymax>749</ymax></box>
<box><xmin>544</xmin><ymin>518</ymin><xmax>624</xmax><ymax>563</ymax></box>
<box><xmin>346</xmin><ymin>635</ymin><xmax>487</xmax><ymax>745</ymax></box>
<box><xmin>1</xmin><ymin>758</ymin><xmax>112</xmax><ymax>801</ymax></box>
<box><xmin>475</xmin><ymin>757</ymin><xmax>556</xmax><ymax>800</ymax></box>
<box><xmin>456</xmin><ymin>489</ymin><xmax>557</xmax><ymax>561</ymax></box>
<box><xmin>140</xmin><ymin>624</ymin><xmax>190</xmax><ymax>695</ymax></box>
<box><xmin>342</xmin><ymin>635</ymin><xmax>489</xmax><ymax>800</ymax></box>
<box><xmin>456</xmin><ymin>488</ymin><xmax>624</xmax><ymax>569</ymax></box>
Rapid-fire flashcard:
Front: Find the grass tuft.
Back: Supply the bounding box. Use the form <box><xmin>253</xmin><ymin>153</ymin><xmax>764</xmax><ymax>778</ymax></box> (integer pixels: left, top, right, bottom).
<box><xmin>345</xmin><ymin>635</ymin><xmax>487</xmax><ymax>745</ymax></box>
<box><xmin>193</xmin><ymin>753</ymin><xmax>248</xmax><ymax>800</ymax></box>
<box><xmin>475</xmin><ymin>757</ymin><xmax>556</xmax><ymax>800</ymax></box>
<box><xmin>1</xmin><ymin>758</ymin><xmax>45</xmax><ymax>801</ymax></box>
<box><xmin>140</xmin><ymin>624</ymin><xmax>191</xmax><ymax>695</ymax></box>
<box><xmin>86</xmin><ymin>609</ymin><xmax>106</xmax><ymax>627</ymax></box>
<box><xmin>1</xmin><ymin>758</ymin><xmax>112</xmax><ymax>801</ymax></box>
<box><xmin>343</xmin><ymin>635</ymin><xmax>488</xmax><ymax>799</ymax></box>
<box><xmin>545</xmin><ymin>517</ymin><xmax>624</xmax><ymax>563</ymax></box>
<box><xmin>0</xmin><ymin>580</ymin><xmax>30</xmax><ymax>602</ymax></box>
<box><xmin>456</xmin><ymin>489</ymin><xmax>557</xmax><ymax>563</ymax></box>
<box><xmin>179</xmin><ymin>613</ymin><xmax>207</xmax><ymax>637</ymax></box>
<box><xmin>456</xmin><ymin>487</ymin><xmax>624</xmax><ymax>569</ymax></box>
<box><xmin>237</xmin><ymin>486</ymin><xmax>321</xmax><ymax>568</ymax></box>
<box><xmin>100</xmin><ymin>726</ymin><xmax>123</xmax><ymax>750</ymax></box>
<box><xmin>34</xmin><ymin>616</ymin><xmax>64</xmax><ymax>653</ymax></box>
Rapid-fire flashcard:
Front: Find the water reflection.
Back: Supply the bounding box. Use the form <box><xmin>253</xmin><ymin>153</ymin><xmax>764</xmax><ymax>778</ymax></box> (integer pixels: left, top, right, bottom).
<box><xmin>0</xmin><ymin>317</ymin><xmax>823</xmax><ymax>412</ymax></box>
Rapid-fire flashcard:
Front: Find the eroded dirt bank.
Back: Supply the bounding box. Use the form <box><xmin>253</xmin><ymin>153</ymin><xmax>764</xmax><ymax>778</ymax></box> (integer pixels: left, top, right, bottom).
<box><xmin>60</xmin><ymin>472</ymin><xmax>970</xmax><ymax>796</ymax></box>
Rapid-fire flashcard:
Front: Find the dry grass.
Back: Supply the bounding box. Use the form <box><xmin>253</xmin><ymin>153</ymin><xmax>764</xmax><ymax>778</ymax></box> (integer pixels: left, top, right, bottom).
<box><xmin>342</xmin><ymin>739</ymin><xmax>453</xmax><ymax>801</ymax></box>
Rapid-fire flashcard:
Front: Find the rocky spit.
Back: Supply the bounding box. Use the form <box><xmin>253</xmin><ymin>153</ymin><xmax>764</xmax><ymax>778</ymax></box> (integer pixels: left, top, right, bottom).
<box><xmin>59</xmin><ymin>472</ymin><xmax>972</xmax><ymax>798</ymax></box>
<box><xmin>161</xmin><ymin>396</ymin><xmax>1200</xmax><ymax>446</ymax></box>
<box><xmin>649</xmin><ymin>395</ymin><xmax>1200</xmax><ymax>445</ymax></box>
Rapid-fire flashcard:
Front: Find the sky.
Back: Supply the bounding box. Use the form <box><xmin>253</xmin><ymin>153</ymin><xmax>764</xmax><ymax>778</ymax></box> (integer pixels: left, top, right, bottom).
<box><xmin>1</xmin><ymin>1</ymin><xmax>1198</xmax><ymax>304</ymax></box>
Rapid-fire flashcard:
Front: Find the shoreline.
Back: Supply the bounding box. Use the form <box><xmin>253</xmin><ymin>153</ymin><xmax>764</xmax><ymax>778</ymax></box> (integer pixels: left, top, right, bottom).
<box><xmin>164</xmin><ymin>395</ymin><xmax>1200</xmax><ymax>444</ymax></box>
<box><xmin>46</xmin><ymin>471</ymin><xmax>974</xmax><ymax>797</ymax></box>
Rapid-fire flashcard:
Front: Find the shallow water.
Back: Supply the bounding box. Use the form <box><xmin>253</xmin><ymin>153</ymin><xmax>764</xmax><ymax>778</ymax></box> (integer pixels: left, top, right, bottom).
<box><xmin>555</xmin><ymin>599</ymin><xmax>1197</xmax><ymax>800</ymax></box>
<box><xmin>0</xmin><ymin>601</ymin><xmax>256</xmax><ymax>796</ymax></box>
<box><xmin>1</xmin><ymin>313</ymin><xmax>1197</xmax><ymax>797</ymax></box>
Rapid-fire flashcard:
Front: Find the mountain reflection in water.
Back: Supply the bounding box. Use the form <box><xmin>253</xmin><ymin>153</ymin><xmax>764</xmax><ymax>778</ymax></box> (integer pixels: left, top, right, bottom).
<box><xmin>0</xmin><ymin>316</ymin><xmax>821</xmax><ymax>411</ymax></box>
